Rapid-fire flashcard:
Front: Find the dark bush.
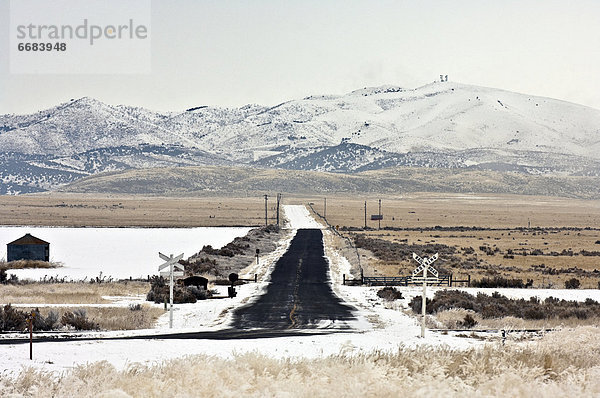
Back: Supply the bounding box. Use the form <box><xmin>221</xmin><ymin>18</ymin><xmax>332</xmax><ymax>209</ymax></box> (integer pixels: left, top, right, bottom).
<box><xmin>523</xmin><ymin>307</ymin><xmax>545</xmax><ymax>320</ymax></box>
<box><xmin>61</xmin><ymin>309</ymin><xmax>99</xmax><ymax>330</ymax></box>
<box><xmin>0</xmin><ymin>268</ymin><xmax>6</xmax><ymax>284</ymax></box>
<box><xmin>460</xmin><ymin>314</ymin><xmax>477</xmax><ymax>328</ymax></box>
<box><xmin>184</xmin><ymin>257</ymin><xmax>219</xmax><ymax>276</ymax></box>
<box><xmin>0</xmin><ymin>304</ymin><xmax>27</xmax><ymax>331</ymax></box>
<box><xmin>565</xmin><ymin>278</ymin><xmax>581</xmax><ymax>289</ymax></box>
<box><xmin>31</xmin><ymin>308</ymin><xmax>59</xmax><ymax>331</ymax></box>
<box><xmin>471</xmin><ymin>276</ymin><xmax>524</xmax><ymax>288</ymax></box>
<box><xmin>146</xmin><ymin>276</ymin><xmax>197</xmax><ymax>304</ymax></box>
<box><xmin>408</xmin><ymin>296</ymin><xmax>432</xmax><ymax>314</ymax></box>
<box><xmin>187</xmin><ymin>286</ymin><xmax>213</xmax><ymax>300</ymax></box>
<box><xmin>409</xmin><ymin>289</ymin><xmax>600</xmax><ymax>321</ymax></box>
<box><xmin>377</xmin><ymin>287</ymin><xmax>403</xmax><ymax>301</ymax></box>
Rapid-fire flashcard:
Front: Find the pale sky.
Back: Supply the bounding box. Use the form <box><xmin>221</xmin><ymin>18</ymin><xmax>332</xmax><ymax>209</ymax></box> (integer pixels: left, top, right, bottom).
<box><xmin>1</xmin><ymin>0</ymin><xmax>600</xmax><ymax>114</ymax></box>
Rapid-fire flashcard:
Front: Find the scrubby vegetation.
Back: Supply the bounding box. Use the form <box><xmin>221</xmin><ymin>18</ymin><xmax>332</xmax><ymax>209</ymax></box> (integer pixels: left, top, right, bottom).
<box><xmin>353</xmin><ymin>234</ymin><xmax>456</xmax><ymax>262</ymax></box>
<box><xmin>60</xmin><ymin>309</ymin><xmax>99</xmax><ymax>330</ymax></box>
<box><xmin>184</xmin><ymin>225</ymin><xmax>283</xmax><ymax>277</ymax></box>
<box><xmin>0</xmin><ymin>304</ymin><xmax>163</xmax><ymax>331</ymax></box>
<box><xmin>410</xmin><ymin>290</ymin><xmax>600</xmax><ymax>321</ymax></box>
<box><xmin>146</xmin><ymin>276</ymin><xmax>213</xmax><ymax>304</ymax></box>
<box><xmin>564</xmin><ymin>278</ymin><xmax>581</xmax><ymax>289</ymax></box>
<box><xmin>352</xmin><ymin>234</ymin><xmax>455</xmax><ymax>274</ymax></box>
<box><xmin>471</xmin><ymin>276</ymin><xmax>533</xmax><ymax>288</ymax></box>
<box><xmin>377</xmin><ymin>287</ymin><xmax>403</xmax><ymax>301</ymax></box>
<box><xmin>0</xmin><ymin>304</ymin><xmax>97</xmax><ymax>331</ymax></box>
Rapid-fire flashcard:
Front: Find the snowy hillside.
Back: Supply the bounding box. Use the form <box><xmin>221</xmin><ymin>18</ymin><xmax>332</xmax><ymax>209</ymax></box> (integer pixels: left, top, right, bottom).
<box><xmin>1</xmin><ymin>81</ymin><xmax>600</xmax><ymax>193</ymax></box>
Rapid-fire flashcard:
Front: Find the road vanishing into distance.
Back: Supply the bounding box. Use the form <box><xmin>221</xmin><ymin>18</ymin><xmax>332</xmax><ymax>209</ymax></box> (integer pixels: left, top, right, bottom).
<box><xmin>1</xmin><ymin>228</ymin><xmax>358</xmax><ymax>344</ymax></box>
<box><xmin>232</xmin><ymin>228</ymin><xmax>356</xmax><ymax>329</ymax></box>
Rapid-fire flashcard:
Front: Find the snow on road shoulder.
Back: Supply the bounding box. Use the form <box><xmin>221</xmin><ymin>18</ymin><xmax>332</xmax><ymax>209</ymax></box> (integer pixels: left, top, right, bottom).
<box><xmin>283</xmin><ymin>205</ymin><xmax>324</xmax><ymax>229</ymax></box>
<box><xmin>153</xmin><ymin>228</ymin><xmax>297</xmax><ymax>330</ymax></box>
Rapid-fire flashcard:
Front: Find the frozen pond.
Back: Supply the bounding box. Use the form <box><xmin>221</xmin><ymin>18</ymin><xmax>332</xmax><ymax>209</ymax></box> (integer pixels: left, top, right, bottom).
<box><xmin>0</xmin><ymin>227</ymin><xmax>252</xmax><ymax>281</ymax></box>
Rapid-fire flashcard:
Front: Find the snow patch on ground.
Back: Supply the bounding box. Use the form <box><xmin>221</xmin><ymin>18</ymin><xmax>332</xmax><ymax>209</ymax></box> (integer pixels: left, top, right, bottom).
<box><xmin>0</xmin><ymin>226</ymin><xmax>251</xmax><ymax>280</ymax></box>
<box><xmin>5</xmin><ymin>205</ymin><xmax>597</xmax><ymax>376</ymax></box>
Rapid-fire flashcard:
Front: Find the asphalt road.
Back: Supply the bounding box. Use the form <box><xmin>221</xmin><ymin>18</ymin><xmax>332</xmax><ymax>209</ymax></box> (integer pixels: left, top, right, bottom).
<box><xmin>0</xmin><ymin>228</ymin><xmax>356</xmax><ymax>344</ymax></box>
<box><xmin>232</xmin><ymin>228</ymin><xmax>356</xmax><ymax>329</ymax></box>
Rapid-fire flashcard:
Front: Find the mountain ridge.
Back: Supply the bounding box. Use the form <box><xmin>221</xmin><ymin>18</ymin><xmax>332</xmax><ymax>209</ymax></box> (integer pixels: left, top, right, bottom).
<box><xmin>1</xmin><ymin>81</ymin><xmax>599</xmax><ymax>194</ymax></box>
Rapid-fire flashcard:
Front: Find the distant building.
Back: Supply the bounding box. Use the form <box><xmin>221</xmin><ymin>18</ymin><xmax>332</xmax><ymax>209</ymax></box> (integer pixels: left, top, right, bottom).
<box><xmin>7</xmin><ymin>233</ymin><xmax>50</xmax><ymax>262</ymax></box>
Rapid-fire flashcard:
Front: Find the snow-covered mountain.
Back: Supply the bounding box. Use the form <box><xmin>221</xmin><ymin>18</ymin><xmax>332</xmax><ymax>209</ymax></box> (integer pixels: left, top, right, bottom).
<box><xmin>1</xmin><ymin>81</ymin><xmax>599</xmax><ymax>193</ymax></box>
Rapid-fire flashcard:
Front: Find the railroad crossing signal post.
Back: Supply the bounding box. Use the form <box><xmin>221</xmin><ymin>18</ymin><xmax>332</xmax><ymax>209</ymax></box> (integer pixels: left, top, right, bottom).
<box><xmin>412</xmin><ymin>252</ymin><xmax>439</xmax><ymax>338</ymax></box>
<box><xmin>158</xmin><ymin>252</ymin><xmax>184</xmax><ymax>329</ymax></box>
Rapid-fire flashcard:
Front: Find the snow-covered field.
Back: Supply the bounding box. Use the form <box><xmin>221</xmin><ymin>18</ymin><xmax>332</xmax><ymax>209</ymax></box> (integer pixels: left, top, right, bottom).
<box><xmin>0</xmin><ymin>226</ymin><xmax>251</xmax><ymax>280</ymax></box>
<box><xmin>3</xmin><ymin>205</ymin><xmax>600</xmax><ymax>378</ymax></box>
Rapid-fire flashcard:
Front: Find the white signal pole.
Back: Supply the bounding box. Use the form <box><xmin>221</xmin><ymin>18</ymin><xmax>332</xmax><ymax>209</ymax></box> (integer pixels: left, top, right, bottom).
<box><xmin>412</xmin><ymin>252</ymin><xmax>439</xmax><ymax>338</ymax></box>
<box><xmin>158</xmin><ymin>252</ymin><xmax>184</xmax><ymax>329</ymax></box>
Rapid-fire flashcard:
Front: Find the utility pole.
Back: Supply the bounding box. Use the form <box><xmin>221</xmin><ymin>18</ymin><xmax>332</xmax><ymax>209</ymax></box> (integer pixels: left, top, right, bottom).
<box><xmin>264</xmin><ymin>194</ymin><xmax>268</xmax><ymax>226</ymax></box>
<box><xmin>364</xmin><ymin>201</ymin><xmax>367</xmax><ymax>229</ymax></box>
<box><xmin>324</xmin><ymin>197</ymin><xmax>327</xmax><ymax>220</ymax></box>
<box><xmin>276</xmin><ymin>193</ymin><xmax>282</xmax><ymax>226</ymax></box>
<box><xmin>378</xmin><ymin>199</ymin><xmax>382</xmax><ymax>230</ymax></box>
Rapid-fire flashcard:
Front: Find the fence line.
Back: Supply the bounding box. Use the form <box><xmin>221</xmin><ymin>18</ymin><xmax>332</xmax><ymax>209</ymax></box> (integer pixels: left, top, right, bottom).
<box><xmin>307</xmin><ymin>203</ymin><xmax>363</xmax><ymax>277</ymax></box>
<box><xmin>345</xmin><ymin>274</ymin><xmax>470</xmax><ymax>287</ymax></box>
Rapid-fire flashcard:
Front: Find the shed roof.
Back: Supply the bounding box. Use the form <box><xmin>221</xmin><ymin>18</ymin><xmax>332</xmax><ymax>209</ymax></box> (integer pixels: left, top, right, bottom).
<box><xmin>8</xmin><ymin>233</ymin><xmax>49</xmax><ymax>246</ymax></box>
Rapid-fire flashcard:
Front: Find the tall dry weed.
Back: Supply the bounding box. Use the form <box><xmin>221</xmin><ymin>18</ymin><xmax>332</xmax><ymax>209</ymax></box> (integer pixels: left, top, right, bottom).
<box><xmin>2</xmin><ymin>326</ymin><xmax>600</xmax><ymax>397</ymax></box>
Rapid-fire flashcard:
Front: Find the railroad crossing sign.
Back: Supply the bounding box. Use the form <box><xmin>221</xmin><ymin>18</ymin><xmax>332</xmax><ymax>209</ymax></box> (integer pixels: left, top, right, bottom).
<box><xmin>412</xmin><ymin>253</ymin><xmax>439</xmax><ymax>278</ymax></box>
<box><xmin>411</xmin><ymin>252</ymin><xmax>439</xmax><ymax>338</ymax></box>
<box><xmin>158</xmin><ymin>252</ymin><xmax>185</xmax><ymax>329</ymax></box>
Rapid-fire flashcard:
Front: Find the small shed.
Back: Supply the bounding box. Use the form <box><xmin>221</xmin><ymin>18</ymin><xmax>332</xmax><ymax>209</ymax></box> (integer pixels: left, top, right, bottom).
<box><xmin>7</xmin><ymin>233</ymin><xmax>50</xmax><ymax>262</ymax></box>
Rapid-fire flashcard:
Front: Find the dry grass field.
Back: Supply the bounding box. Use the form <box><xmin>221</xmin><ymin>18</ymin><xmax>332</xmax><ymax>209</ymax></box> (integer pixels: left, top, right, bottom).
<box><xmin>306</xmin><ymin>193</ymin><xmax>600</xmax><ymax>229</ymax></box>
<box><xmin>0</xmin><ymin>282</ymin><xmax>148</xmax><ymax>304</ymax></box>
<box><xmin>0</xmin><ymin>282</ymin><xmax>161</xmax><ymax>330</ymax></box>
<box><xmin>0</xmin><ymin>194</ymin><xmax>267</xmax><ymax>227</ymax></box>
<box><xmin>2</xmin><ymin>192</ymin><xmax>600</xmax><ymax>288</ymax></box>
<box><xmin>304</xmin><ymin>194</ymin><xmax>600</xmax><ymax>288</ymax></box>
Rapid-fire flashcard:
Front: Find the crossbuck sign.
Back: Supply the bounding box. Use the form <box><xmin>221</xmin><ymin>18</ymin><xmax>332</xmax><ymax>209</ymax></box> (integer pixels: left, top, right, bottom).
<box><xmin>158</xmin><ymin>252</ymin><xmax>184</xmax><ymax>329</ymax></box>
<box><xmin>411</xmin><ymin>252</ymin><xmax>439</xmax><ymax>338</ymax></box>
